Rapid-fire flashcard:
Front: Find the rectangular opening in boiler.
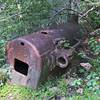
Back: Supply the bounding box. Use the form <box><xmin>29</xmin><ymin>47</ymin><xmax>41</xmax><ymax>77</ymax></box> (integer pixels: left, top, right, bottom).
<box><xmin>14</xmin><ymin>58</ymin><xmax>29</xmax><ymax>76</ymax></box>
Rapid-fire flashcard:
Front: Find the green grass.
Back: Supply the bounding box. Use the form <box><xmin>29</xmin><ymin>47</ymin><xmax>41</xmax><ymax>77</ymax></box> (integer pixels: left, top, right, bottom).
<box><xmin>0</xmin><ymin>77</ymin><xmax>65</xmax><ymax>100</ymax></box>
<box><xmin>0</xmin><ymin>79</ymin><xmax>100</xmax><ymax>100</ymax></box>
<box><xmin>0</xmin><ymin>84</ymin><xmax>34</xmax><ymax>100</ymax></box>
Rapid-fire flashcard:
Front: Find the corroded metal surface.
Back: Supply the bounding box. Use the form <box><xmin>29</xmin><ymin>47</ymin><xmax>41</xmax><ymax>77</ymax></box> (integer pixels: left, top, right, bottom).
<box><xmin>7</xmin><ymin>22</ymin><xmax>80</xmax><ymax>89</ymax></box>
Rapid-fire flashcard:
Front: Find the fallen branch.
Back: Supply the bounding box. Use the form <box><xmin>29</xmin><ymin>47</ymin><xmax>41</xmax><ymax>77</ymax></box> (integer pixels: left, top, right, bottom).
<box><xmin>47</xmin><ymin>7</ymin><xmax>83</xmax><ymax>26</ymax></box>
<box><xmin>71</xmin><ymin>40</ymin><xmax>82</xmax><ymax>50</ymax></box>
<box><xmin>80</xmin><ymin>7</ymin><xmax>95</xmax><ymax>19</ymax></box>
<box><xmin>88</xmin><ymin>2</ymin><xmax>100</xmax><ymax>7</ymax></box>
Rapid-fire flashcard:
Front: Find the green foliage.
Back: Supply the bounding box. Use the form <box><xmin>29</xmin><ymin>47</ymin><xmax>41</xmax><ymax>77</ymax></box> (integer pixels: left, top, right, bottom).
<box><xmin>0</xmin><ymin>71</ymin><xmax>6</xmax><ymax>86</ymax></box>
<box><xmin>57</xmin><ymin>78</ymin><xmax>67</xmax><ymax>96</ymax></box>
<box><xmin>0</xmin><ymin>39</ymin><xmax>6</xmax><ymax>67</ymax></box>
<box><xmin>88</xmin><ymin>37</ymin><xmax>100</xmax><ymax>54</ymax></box>
<box><xmin>86</xmin><ymin>72</ymin><xmax>99</xmax><ymax>91</ymax></box>
<box><xmin>0</xmin><ymin>77</ymin><xmax>65</xmax><ymax>99</ymax></box>
<box><xmin>68</xmin><ymin>91</ymin><xmax>100</xmax><ymax>100</ymax></box>
<box><xmin>71</xmin><ymin>78</ymin><xmax>82</xmax><ymax>87</ymax></box>
<box><xmin>0</xmin><ymin>0</ymin><xmax>52</xmax><ymax>38</ymax></box>
<box><xmin>0</xmin><ymin>82</ymin><xmax>100</xmax><ymax>100</ymax></box>
<box><xmin>0</xmin><ymin>69</ymin><xmax>9</xmax><ymax>87</ymax></box>
<box><xmin>57</xmin><ymin>39</ymin><xmax>71</xmax><ymax>49</ymax></box>
<box><xmin>77</xmin><ymin>33</ymin><xmax>100</xmax><ymax>93</ymax></box>
<box><xmin>89</xmin><ymin>11</ymin><xmax>100</xmax><ymax>28</ymax></box>
<box><xmin>79</xmin><ymin>0</ymin><xmax>100</xmax><ymax>29</ymax></box>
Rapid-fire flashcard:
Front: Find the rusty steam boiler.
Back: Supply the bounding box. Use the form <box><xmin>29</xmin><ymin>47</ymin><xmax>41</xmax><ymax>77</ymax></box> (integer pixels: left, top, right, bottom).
<box><xmin>7</xmin><ymin>20</ymin><xmax>81</xmax><ymax>89</ymax></box>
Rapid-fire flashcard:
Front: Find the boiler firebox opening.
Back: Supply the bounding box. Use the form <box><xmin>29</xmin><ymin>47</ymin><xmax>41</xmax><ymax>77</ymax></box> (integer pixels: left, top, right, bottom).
<box><xmin>14</xmin><ymin>58</ymin><xmax>29</xmax><ymax>76</ymax></box>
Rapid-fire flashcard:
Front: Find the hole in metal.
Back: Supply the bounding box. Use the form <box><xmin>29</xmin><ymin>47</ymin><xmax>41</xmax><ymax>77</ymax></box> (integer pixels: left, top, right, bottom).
<box><xmin>14</xmin><ymin>59</ymin><xmax>29</xmax><ymax>76</ymax></box>
<box><xmin>58</xmin><ymin>57</ymin><xmax>66</xmax><ymax>64</ymax></box>
<box><xmin>41</xmin><ymin>31</ymin><xmax>48</xmax><ymax>34</ymax></box>
<box><xmin>20</xmin><ymin>42</ymin><xmax>24</xmax><ymax>46</ymax></box>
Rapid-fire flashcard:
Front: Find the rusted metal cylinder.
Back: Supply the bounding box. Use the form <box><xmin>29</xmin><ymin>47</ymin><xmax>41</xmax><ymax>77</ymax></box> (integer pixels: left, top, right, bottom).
<box><xmin>7</xmin><ymin>22</ymin><xmax>80</xmax><ymax>89</ymax></box>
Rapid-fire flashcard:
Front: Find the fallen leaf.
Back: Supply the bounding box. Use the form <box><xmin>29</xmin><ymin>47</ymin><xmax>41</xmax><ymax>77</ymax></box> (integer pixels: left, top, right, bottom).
<box><xmin>80</xmin><ymin>63</ymin><xmax>92</xmax><ymax>70</ymax></box>
<box><xmin>76</xmin><ymin>88</ymin><xmax>83</xmax><ymax>94</ymax></box>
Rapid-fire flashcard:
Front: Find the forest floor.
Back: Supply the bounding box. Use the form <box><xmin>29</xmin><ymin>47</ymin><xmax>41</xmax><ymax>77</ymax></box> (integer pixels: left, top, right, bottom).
<box><xmin>0</xmin><ymin>55</ymin><xmax>100</xmax><ymax>100</ymax></box>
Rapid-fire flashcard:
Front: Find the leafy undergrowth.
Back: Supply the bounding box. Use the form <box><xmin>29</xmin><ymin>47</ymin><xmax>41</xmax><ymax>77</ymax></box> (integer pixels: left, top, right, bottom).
<box><xmin>0</xmin><ymin>78</ymin><xmax>100</xmax><ymax>100</ymax></box>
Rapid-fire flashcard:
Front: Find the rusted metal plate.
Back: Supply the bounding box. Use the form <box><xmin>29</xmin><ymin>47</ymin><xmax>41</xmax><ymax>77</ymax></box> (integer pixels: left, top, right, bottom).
<box><xmin>7</xmin><ymin>22</ymin><xmax>80</xmax><ymax>89</ymax></box>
